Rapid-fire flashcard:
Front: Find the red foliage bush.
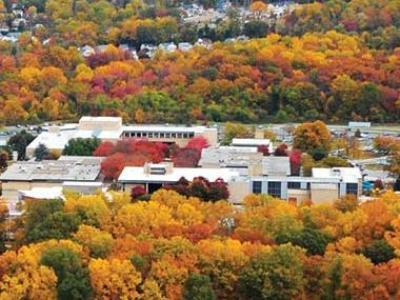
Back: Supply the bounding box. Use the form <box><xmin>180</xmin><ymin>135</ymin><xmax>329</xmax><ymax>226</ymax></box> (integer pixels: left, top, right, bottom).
<box><xmin>257</xmin><ymin>145</ymin><xmax>270</xmax><ymax>156</ymax></box>
<box><xmin>131</xmin><ymin>185</ymin><xmax>146</xmax><ymax>200</ymax></box>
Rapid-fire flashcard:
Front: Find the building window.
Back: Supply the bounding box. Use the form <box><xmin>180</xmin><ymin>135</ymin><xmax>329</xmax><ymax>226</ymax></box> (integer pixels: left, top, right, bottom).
<box><xmin>346</xmin><ymin>183</ymin><xmax>358</xmax><ymax>195</ymax></box>
<box><xmin>306</xmin><ymin>182</ymin><xmax>311</xmax><ymax>190</ymax></box>
<box><xmin>252</xmin><ymin>181</ymin><xmax>262</xmax><ymax>194</ymax></box>
<box><xmin>268</xmin><ymin>182</ymin><xmax>281</xmax><ymax>198</ymax></box>
<box><xmin>288</xmin><ymin>182</ymin><xmax>301</xmax><ymax>189</ymax></box>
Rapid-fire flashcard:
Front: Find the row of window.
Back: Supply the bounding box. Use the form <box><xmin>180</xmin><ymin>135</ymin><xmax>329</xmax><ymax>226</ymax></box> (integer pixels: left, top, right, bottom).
<box><xmin>252</xmin><ymin>181</ymin><xmax>281</xmax><ymax>198</ymax></box>
<box><xmin>252</xmin><ymin>181</ymin><xmax>359</xmax><ymax>196</ymax></box>
<box><xmin>123</xmin><ymin>131</ymin><xmax>195</xmax><ymax>139</ymax></box>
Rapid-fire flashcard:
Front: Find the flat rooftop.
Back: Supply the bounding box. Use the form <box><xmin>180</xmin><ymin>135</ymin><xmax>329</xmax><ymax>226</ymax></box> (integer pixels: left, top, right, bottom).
<box><xmin>27</xmin><ymin>128</ymin><xmax>122</xmax><ymax>151</ymax></box>
<box><xmin>199</xmin><ymin>146</ymin><xmax>262</xmax><ymax>168</ymax></box>
<box><xmin>0</xmin><ymin>157</ymin><xmax>103</xmax><ymax>181</ymax></box>
<box><xmin>80</xmin><ymin>116</ymin><xmax>122</xmax><ymax>122</ymax></box>
<box><xmin>118</xmin><ymin>165</ymin><xmax>239</xmax><ymax>183</ymax></box>
<box><xmin>27</xmin><ymin>130</ymin><xmax>76</xmax><ymax>151</ymax></box>
<box><xmin>231</xmin><ymin>138</ymin><xmax>271</xmax><ymax>146</ymax></box>
<box><xmin>262</xmin><ymin>156</ymin><xmax>291</xmax><ymax>176</ymax></box>
<box><xmin>19</xmin><ymin>187</ymin><xmax>64</xmax><ymax>200</ymax></box>
<box><xmin>312</xmin><ymin>167</ymin><xmax>362</xmax><ymax>182</ymax></box>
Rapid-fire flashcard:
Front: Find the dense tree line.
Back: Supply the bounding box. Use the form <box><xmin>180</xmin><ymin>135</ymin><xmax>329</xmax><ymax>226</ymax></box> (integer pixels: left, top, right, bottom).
<box><xmin>1</xmin><ymin>189</ymin><xmax>400</xmax><ymax>299</ymax></box>
<box><xmin>0</xmin><ymin>30</ymin><xmax>399</xmax><ymax>124</ymax></box>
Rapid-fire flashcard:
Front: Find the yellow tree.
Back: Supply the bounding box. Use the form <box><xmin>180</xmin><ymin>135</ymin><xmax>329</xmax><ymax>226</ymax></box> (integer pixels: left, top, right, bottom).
<box><xmin>293</xmin><ymin>120</ymin><xmax>332</xmax><ymax>158</ymax></box>
<box><xmin>64</xmin><ymin>194</ymin><xmax>111</xmax><ymax>229</ymax></box>
<box><xmin>250</xmin><ymin>1</ymin><xmax>268</xmax><ymax>19</ymax></box>
<box><xmin>197</xmin><ymin>239</ymin><xmax>253</xmax><ymax>298</ymax></box>
<box><xmin>3</xmin><ymin>100</ymin><xmax>28</xmax><ymax>124</ymax></box>
<box><xmin>0</xmin><ymin>241</ymin><xmax>74</xmax><ymax>299</ymax></box>
<box><xmin>111</xmin><ymin>201</ymin><xmax>176</xmax><ymax>237</ymax></box>
<box><xmin>74</xmin><ymin>225</ymin><xmax>114</xmax><ymax>258</ymax></box>
<box><xmin>89</xmin><ymin>258</ymin><xmax>142</xmax><ymax>300</ymax></box>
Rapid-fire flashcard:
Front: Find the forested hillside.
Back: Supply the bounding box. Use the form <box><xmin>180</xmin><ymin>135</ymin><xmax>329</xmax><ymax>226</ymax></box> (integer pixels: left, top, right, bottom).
<box><xmin>0</xmin><ymin>0</ymin><xmax>399</xmax><ymax>124</ymax></box>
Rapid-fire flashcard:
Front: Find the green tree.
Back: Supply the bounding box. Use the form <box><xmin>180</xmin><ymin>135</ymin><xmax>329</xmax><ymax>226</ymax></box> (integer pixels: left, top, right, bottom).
<box><xmin>41</xmin><ymin>247</ymin><xmax>92</xmax><ymax>300</ymax></box>
<box><xmin>362</xmin><ymin>239</ymin><xmax>395</xmax><ymax>265</ymax></box>
<box><xmin>34</xmin><ymin>143</ymin><xmax>49</xmax><ymax>161</ymax></box>
<box><xmin>24</xmin><ymin>199</ymin><xmax>81</xmax><ymax>242</ymax></box>
<box><xmin>183</xmin><ymin>273</ymin><xmax>216</xmax><ymax>300</ymax></box>
<box><xmin>323</xmin><ymin>257</ymin><xmax>343</xmax><ymax>300</ymax></box>
<box><xmin>244</xmin><ymin>20</ymin><xmax>269</xmax><ymax>38</ymax></box>
<box><xmin>62</xmin><ymin>138</ymin><xmax>100</xmax><ymax>156</ymax></box>
<box><xmin>277</xmin><ymin>227</ymin><xmax>332</xmax><ymax>256</ymax></box>
<box><xmin>7</xmin><ymin>130</ymin><xmax>35</xmax><ymax>160</ymax></box>
<box><xmin>239</xmin><ymin>244</ymin><xmax>305</xmax><ymax>300</ymax></box>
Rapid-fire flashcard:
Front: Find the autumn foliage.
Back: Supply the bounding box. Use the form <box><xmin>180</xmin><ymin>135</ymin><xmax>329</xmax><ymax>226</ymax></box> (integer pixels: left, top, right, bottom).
<box><xmin>96</xmin><ymin>137</ymin><xmax>208</xmax><ymax>179</ymax></box>
<box><xmin>2</xmin><ymin>190</ymin><xmax>400</xmax><ymax>299</ymax></box>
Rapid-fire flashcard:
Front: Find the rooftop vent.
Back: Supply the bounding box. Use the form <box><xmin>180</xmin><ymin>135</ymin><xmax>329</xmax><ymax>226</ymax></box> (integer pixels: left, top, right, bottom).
<box><xmin>150</xmin><ymin>166</ymin><xmax>167</xmax><ymax>175</ymax></box>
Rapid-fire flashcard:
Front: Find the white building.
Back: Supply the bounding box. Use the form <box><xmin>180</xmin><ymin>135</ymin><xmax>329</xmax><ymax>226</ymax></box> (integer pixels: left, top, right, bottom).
<box><xmin>118</xmin><ymin>162</ymin><xmax>239</xmax><ymax>196</ymax></box>
<box><xmin>239</xmin><ymin>167</ymin><xmax>363</xmax><ymax>205</ymax></box>
<box><xmin>26</xmin><ymin>117</ymin><xmax>219</xmax><ymax>158</ymax></box>
<box><xmin>231</xmin><ymin>138</ymin><xmax>273</xmax><ymax>153</ymax></box>
<box><xmin>122</xmin><ymin>124</ymin><xmax>218</xmax><ymax>147</ymax></box>
<box><xmin>0</xmin><ymin>156</ymin><xmax>104</xmax><ymax>216</ymax></box>
<box><xmin>199</xmin><ymin>146</ymin><xmax>262</xmax><ymax>175</ymax></box>
<box><xmin>26</xmin><ymin>117</ymin><xmax>123</xmax><ymax>158</ymax></box>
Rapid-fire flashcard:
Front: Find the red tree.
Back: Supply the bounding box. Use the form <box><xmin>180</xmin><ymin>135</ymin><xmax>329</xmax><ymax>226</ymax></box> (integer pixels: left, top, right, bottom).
<box><xmin>172</xmin><ymin>148</ymin><xmax>201</xmax><ymax>167</ymax></box>
<box><xmin>274</xmin><ymin>143</ymin><xmax>289</xmax><ymax>156</ymax></box>
<box><xmin>186</xmin><ymin>136</ymin><xmax>209</xmax><ymax>152</ymax></box>
<box><xmin>289</xmin><ymin>149</ymin><xmax>302</xmax><ymax>176</ymax></box>
<box><xmin>100</xmin><ymin>152</ymin><xmax>126</xmax><ymax>179</ymax></box>
<box><xmin>93</xmin><ymin>141</ymin><xmax>115</xmax><ymax>157</ymax></box>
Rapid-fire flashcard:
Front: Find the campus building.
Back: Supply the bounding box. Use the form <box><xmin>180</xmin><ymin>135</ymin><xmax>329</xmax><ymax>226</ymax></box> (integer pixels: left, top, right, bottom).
<box><xmin>199</xmin><ymin>146</ymin><xmax>263</xmax><ymax>175</ymax></box>
<box><xmin>26</xmin><ymin>116</ymin><xmax>218</xmax><ymax>158</ymax></box>
<box><xmin>230</xmin><ymin>167</ymin><xmax>363</xmax><ymax>205</ymax></box>
<box><xmin>0</xmin><ymin>156</ymin><xmax>104</xmax><ymax>202</ymax></box>
<box><xmin>121</xmin><ymin>124</ymin><xmax>218</xmax><ymax>147</ymax></box>
<box><xmin>118</xmin><ymin>162</ymin><xmax>239</xmax><ymax>196</ymax></box>
<box><xmin>26</xmin><ymin>117</ymin><xmax>123</xmax><ymax>157</ymax></box>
